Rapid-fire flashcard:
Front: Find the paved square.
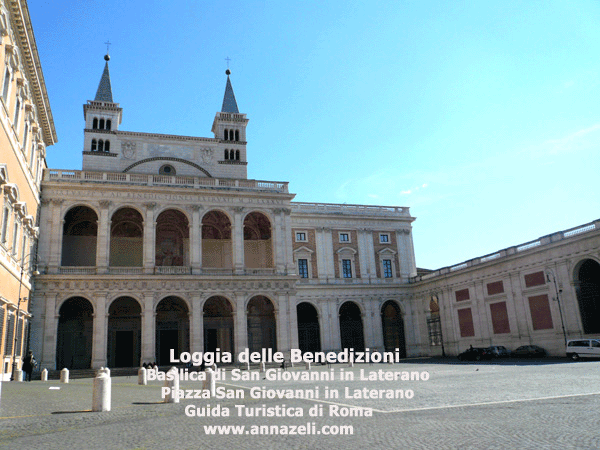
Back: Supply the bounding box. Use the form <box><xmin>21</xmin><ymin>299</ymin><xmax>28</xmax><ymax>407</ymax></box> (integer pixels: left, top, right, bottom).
<box><xmin>1</xmin><ymin>358</ymin><xmax>600</xmax><ymax>449</ymax></box>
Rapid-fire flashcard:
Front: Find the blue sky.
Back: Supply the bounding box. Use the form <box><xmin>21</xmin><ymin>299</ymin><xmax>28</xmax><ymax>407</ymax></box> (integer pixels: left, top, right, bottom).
<box><xmin>29</xmin><ymin>0</ymin><xmax>600</xmax><ymax>270</ymax></box>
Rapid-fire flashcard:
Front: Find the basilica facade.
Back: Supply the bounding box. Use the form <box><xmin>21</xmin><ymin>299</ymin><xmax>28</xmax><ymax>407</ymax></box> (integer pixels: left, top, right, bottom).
<box><xmin>30</xmin><ymin>57</ymin><xmax>418</xmax><ymax>370</ymax></box>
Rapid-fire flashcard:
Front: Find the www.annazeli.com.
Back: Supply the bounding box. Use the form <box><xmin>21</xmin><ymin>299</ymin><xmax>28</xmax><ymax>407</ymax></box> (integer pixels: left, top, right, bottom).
<box><xmin>202</xmin><ymin>423</ymin><xmax>353</xmax><ymax>436</ymax></box>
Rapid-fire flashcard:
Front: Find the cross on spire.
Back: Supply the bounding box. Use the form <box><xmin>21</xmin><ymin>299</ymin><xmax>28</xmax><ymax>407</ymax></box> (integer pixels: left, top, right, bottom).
<box><xmin>105</xmin><ymin>40</ymin><xmax>111</xmax><ymax>55</ymax></box>
<box><xmin>225</xmin><ymin>56</ymin><xmax>231</xmax><ymax>69</ymax></box>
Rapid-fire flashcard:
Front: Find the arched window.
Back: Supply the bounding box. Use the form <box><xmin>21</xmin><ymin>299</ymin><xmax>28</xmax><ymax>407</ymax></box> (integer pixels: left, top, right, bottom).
<box><xmin>224</xmin><ymin>149</ymin><xmax>229</xmax><ymax>160</ymax></box>
<box><xmin>106</xmin><ymin>119</ymin><xmax>111</xmax><ymax>130</ymax></box>
<box><xmin>91</xmin><ymin>139</ymin><xmax>97</xmax><ymax>151</ymax></box>
<box><xmin>14</xmin><ymin>96</ymin><xmax>20</xmax><ymax>126</ymax></box>
<box><xmin>235</xmin><ymin>130</ymin><xmax>239</xmax><ymax>141</ymax></box>
<box><xmin>159</xmin><ymin>164</ymin><xmax>176</xmax><ymax>175</ymax></box>
<box><xmin>99</xmin><ymin>118</ymin><xmax>105</xmax><ymax>129</ymax></box>
<box><xmin>104</xmin><ymin>140</ymin><xmax>110</xmax><ymax>152</ymax></box>
<box><xmin>23</xmin><ymin>123</ymin><xmax>28</xmax><ymax>149</ymax></box>
<box><xmin>224</xmin><ymin>129</ymin><xmax>229</xmax><ymax>140</ymax></box>
<box><xmin>230</xmin><ymin>129</ymin><xmax>234</xmax><ymax>141</ymax></box>
<box><xmin>98</xmin><ymin>140</ymin><xmax>104</xmax><ymax>152</ymax></box>
<box><xmin>229</xmin><ymin>150</ymin><xmax>234</xmax><ymax>160</ymax></box>
<box><xmin>92</xmin><ymin>118</ymin><xmax>98</xmax><ymax>129</ymax></box>
<box><xmin>235</xmin><ymin>150</ymin><xmax>240</xmax><ymax>160</ymax></box>
<box><xmin>2</xmin><ymin>67</ymin><xmax>10</xmax><ymax>101</ymax></box>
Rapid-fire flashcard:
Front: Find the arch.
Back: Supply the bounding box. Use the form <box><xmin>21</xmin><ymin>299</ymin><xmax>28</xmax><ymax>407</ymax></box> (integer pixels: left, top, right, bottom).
<box><xmin>106</xmin><ymin>119</ymin><xmax>112</xmax><ymax>130</ymax></box>
<box><xmin>235</xmin><ymin>150</ymin><xmax>240</xmax><ymax>160</ymax></box>
<box><xmin>203</xmin><ymin>296</ymin><xmax>234</xmax><ymax>354</ymax></box>
<box><xmin>156</xmin><ymin>209</ymin><xmax>189</xmax><ymax>266</ymax></box>
<box><xmin>235</xmin><ymin>130</ymin><xmax>239</xmax><ymax>141</ymax></box>
<box><xmin>56</xmin><ymin>297</ymin><xmax>93</xmax><ymax>369</ymax></box>
<box><xmin>339</xmin><ymin>301</ymin><xmax>364</xmax><ymax>351</ymax></box>
<box><xmin>247</xmin><ymin>296</ymin><xmax>276</xmax><ymax>352</ymax></box>
<box><xmin>297</xmin><ymin>302</ymin><xmax>321</xmax><ymax>353</ymax></box>
<box><xmin>575</xmin><ymin>259</ymin><xmax>600</xmax><ymax>334</ymax></box>
<box><xmin>98</xmin><ymin>139</ymin><xmax>104</xmax><ymax>152</ymax></box>
<box><xmin>104</xmin><ymin>140</ymin><xmax>110</xmax><ymax>152</ymax></box>
<box><xmin>107</xmin><ymin>297</ymin><xmax>141</xmax><ymax>367</ymax></box>
<box><xmin>91</xmin><ymin>139</ymin><xmax>97</xmax><ymax>151</ymax></box>
<box><xmin>202</xmin><ymin>210</ymin><xmax>232</xmax><ymax>269</ymax></box>
<box><xmin>243</xmin><ymin>211</ymin><xmax>273</xmax><ymax>268</ymax></box>
<box><xmin>99</xmin><ymin>118</ymin><xmax>105</xmax><ymax>129</ymax></box>
<box><xmin>61</xmin><ymin>205</ymin><xmax>97</xmax><ymax>266</ymax></box>
<box><xmin>155</xmin><ymin>296</ymin><xmax>189</xmax><ymax>365</ymax></box>
<box><xmin>92</xmin><ymin>118</ymin><xmax>98</xmax><ymax>129</ymax></box>
<box><xmin>122</xmin><ymin>157</ymin><xmax>212</xmax><ymax>177</ymax></box>
<box><xmin>229</xmin><ymin>150</ymin><xmax>234</xmax><ymax>160</ymax></box>
<box><xmin>110</xmin><ymin>207</ymin><xmax>143</xmax><ymax>267</ymax></box>
<box><xmin>381</xmin><ymin>300</ymin><xmax>406</xmax><ymax>357</ymax></box>
<box><xmin>224</xmin><ymin>149</ymin><xmax>229</xmax><ymax>160</ymax></box>
<box><xmin>224</xmin><ymin>128</ymin><xmax>229</xmax><ymax>140</ymax></box>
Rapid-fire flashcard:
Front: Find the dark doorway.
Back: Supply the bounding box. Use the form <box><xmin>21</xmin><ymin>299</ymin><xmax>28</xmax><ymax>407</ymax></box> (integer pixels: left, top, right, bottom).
<box><xmin>247</xmin><ymin>296</ymin><xmax>276</xmax><ymax>352</ymax></box>
<box><xmin>156</xmin><ymin>297</ymin><xmax>189</xmax><ymax>365</ymax></box>
<box><xmin>297</xmin><ymin>302</ymin><xmax>321</xmax><ymax>353</ymax></box>
<box><xmin>107</xmin><ymin>297</ymin><xmax>141</xmax><ymax>368</ymax></box>
<box><xmin>203</xmin><ymin>296</ymin><xmax>234</xmax><ymax>354</ymax></box>
<box><xmin>56</xmin><ymin>297</ymin><xmax>93</xmax><ymax>369</ymax></box>
<box><xmin>339</xmin><ymin>301</ymin><xmax>364</xmax><ymax>351</ymax></box>
<box><xmin>576</xmin><ymin>259</ymin><xmax>600</xmax><ymax>334</ymax></box>
<box><xmin>381</xmin><ymin>300</ymin><xmax>406</xmax><ymax>358</ymax></box>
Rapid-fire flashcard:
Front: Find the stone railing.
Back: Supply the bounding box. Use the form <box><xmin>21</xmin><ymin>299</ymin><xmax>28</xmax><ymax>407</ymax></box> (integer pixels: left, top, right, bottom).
<box><xmin>44</xmin><ymin>169</ymin><xmax>289</xmax><ymax>193</ymax></box>
<box><xmin>412</xmin><ymin>219</ymin><xmax>600</xmax><ymax>282</ymax></box>
<box><xmin>58</xmin><ymin>267</ymin><xmax>96</xmax><ymax>275</ymax></box>
<box><xmin>108</xmin><ymin>267</ymin><xmax>144</xmax><ymax>275</ymax></box>
<box><xmin>291</xmin><ymin>202</ymin><xmax>410</xmax><ymax>217</ymax></box>
<box><xmin>154</xmin><ymin>266</ymin><xmax>192</xmax><ymax>275</ymax></box>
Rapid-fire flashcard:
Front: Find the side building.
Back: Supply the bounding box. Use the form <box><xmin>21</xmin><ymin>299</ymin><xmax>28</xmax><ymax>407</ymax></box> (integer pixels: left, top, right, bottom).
<box><xmin>0</xmin><ymin>0</ymin><xmax>56</xmax><ymax>380</ymax></box>
<box><xmin>31</xmin><ymin>57</ymin><xmax>418</xmax><ymax>370</ymax></box>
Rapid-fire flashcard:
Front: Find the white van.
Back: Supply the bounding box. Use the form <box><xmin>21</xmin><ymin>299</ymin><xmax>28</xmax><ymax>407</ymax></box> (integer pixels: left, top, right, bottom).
<box><xmin>566</xmin><ymin>339</ymin><xmax>600</xmax><ymax>360</ymax></box>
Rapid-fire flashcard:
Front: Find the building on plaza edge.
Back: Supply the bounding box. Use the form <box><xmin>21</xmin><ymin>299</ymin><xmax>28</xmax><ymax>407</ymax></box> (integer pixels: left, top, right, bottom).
<box><xmin>30</xmin><ymin>55</ymin><xmax>419</xmax><ymax>371</ymax></box>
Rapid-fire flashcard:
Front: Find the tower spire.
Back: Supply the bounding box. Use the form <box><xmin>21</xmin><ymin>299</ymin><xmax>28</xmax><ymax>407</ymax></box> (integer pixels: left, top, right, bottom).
<box><xmin>221</xmin><ymin>69</ymin><xmax>239</xmax><ymax>114</ymax></box>
<box><xmin>94</xmin><ymin>53</ymin><xmax>114</xmax><ymax>103</ymax></box>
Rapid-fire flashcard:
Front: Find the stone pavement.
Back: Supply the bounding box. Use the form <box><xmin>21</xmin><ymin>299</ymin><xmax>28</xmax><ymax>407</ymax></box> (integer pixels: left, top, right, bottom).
<box><xmin>1</xmin><ymin>358</ymin><xmax>600</xmax><ymax>449</ymax></box>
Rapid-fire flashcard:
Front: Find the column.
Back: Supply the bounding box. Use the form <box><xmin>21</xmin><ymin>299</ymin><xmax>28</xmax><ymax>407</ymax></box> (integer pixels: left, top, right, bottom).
<box><xmin>357</xmin><ymin>229</ymin><xmax>370</xmax><ymax>280</ymax></box>
<box><xmin>287</xmin><ymin>293</ymin><xmax>299</xmax><ymax>350</ymax></box>
<box><xmin>370</xmin><ymin>299</ymin><xmax>384</xmax><ymax>349</ymax></box>
<box><xmin>315</xmin><ymin>228</ymin><xmax>327</xmax><ymax>279</ymax></box>
<box><xmin>190</xmin><ymin>292</ymin><xmax>203</xmax><ymax>352</ymax></box>
<box><xmin>322</xmin><ymin>228</ymin><xmax>335</xmax><ymax>279</ymax></box>
<box><xmin>275</xmin><ymin>295</ymin><xmax>288</xmax><ymax>352</ymax></box>
<box><xmin>37</xmin><ymin>199</ymin><xmax>51</xmax><ymax>268</ymax></box>
<box><xmin>190</xmin><ymin>205</ymin><xmax>202</xmax><ymax>274</ymax></box>
<box><xmin>48</xmin><ymin>199</ymin><xmax>64</xmax><ymax>272</ymax></box>
<box><xmin>141</xmin><ymin>293</ymin><xmax>155</xmax><ymax>364</ymax></box>
<box><xmin>91</xmin><ymin>292</ymin><xmax>108</xmax><ymax>368</ymax></box>
<box><xmin>363</xmin><ymin>301</ymin><xmax>375</xmax><ymax>348</ymax></box>
<box><xmin>143</xmin><ymin>203</ymin><xmax>156</xmax><ymax>274</ymax></box>
<box><xmin>395</xmin><ymin>229</ymin><xmax>411</xmax><ymax>280</ymax></box>
<box><xmin>283</xmin><ymin>209</ymin><xmax>294</xmax><ymax>274</ymax></box>
<box><xmin>233</xmin><ymin>207</ymin><xmax>244</xmax><ymax>275</ymax></box>
<box><xmin>96</xmin><ymin>200</ymin><xmax>110</xmax><ymax>274</ymax></box>
<box><xmin>41</xmin><ymin>292</ymin><xmax>57</xmax><ymax>370</ymax></box>
<box><xmin>233</xmin><ymin>292</ymin><xmax>247</xmax><ymax>358</ymax></box>
<box><xmin>365</xmin><ymin>230</ymin><xmax>377</xmax><ymax>280</ymax></box>
<box><xmin>273</xmin><ymin>209</ymin><xmax>285</xmax><ymax>273</ymax></box>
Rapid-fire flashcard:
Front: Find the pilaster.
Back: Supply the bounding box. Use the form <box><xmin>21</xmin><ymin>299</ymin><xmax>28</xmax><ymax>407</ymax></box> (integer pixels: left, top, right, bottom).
<box><xmin>233</xmin><ymin>207</ymin><xmax>244</xmax><ymax>274</ymax></box>
<box><xmin>191</xmin><ymin>292</ymin><xmax>203</xmax><ymax>352</ymax></box>
<box><xmin>189</xmin><ymin>205</ymin><xmax>202</xmax><ymax>274</ymax></box>
<box><xmin>41</xmin><ymin>292</ymin><xmax>57</xmax><ymax>370</ymax></box>
<box><xmin>48</xmin><ymin>199</ymin><xmax>63</xmax><ymax>272</ymax></box>
<box><xmin>233</xmin><ymin>292</ymin><xmax>247</xmax><ymax>357</ymax></box>
<box><xmin>91</xmin><ymin>292</ymin><xmax>108</xmax><ymax>368</ymax></box>
<box><xmin>141</xmin><ymin>293</ymin><xmax>155</xmax><ymax>363</ymax></box>
<box><xmin>96</xmin><ymin>200</ymin><xmax>110</xmax><ymax>273</ymax></box>
<box><xmin>143</xmin><ymin>203</ymin><xmax>156</xmax><ymax>274</ymax></box>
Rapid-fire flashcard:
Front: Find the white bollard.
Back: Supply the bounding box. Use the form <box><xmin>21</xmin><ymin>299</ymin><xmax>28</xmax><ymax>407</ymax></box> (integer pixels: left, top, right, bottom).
<box><xmin>41</xmin><ymin>368</ymin><xmax>48</xmax><ymax>381</ymax></box>
<box><xmin>211</xmin><ymin>363</ymin><xmax>217</xmax><ymax>372</ymax></box>
<box><xmin>260</xmin><ymin>362</ymin><xmax>266</xmax><ymax>373</ymax></box>
<box><xmin>305</xmin><ymin>361</ymin><xmax>311</xmax><ymax>370</ymax></box>
<box><xmin>138</xmin><ymin>367</ymin><xmax>147</xmax><ymax>385</ymax></box>
<box><xmin>92</xmin><ymin>367</ymin><xmax>111</xmax><ymax>412</ymax></box>
<box><xmin>203</xmin><ymin>368</ymin><xmax>216</xmax><ymax>397</ymax></box>
<box><xmin>348</xmin><ymin>360</ymin><xmax>354</xmax><ymax>367</ymax></box>
<box><xmin>104</xmin><ymin>368</ymin><xmax>110</xmax><ymax>377</ymax></box>
<box><xmin>15</xmin><ymin>369</ymin><xmax>23</xmax><ymax>382</ymax></box>
<box><xmin>245</xmin><ymin>362</ymin><xmax>250</xmax><ymax>371</ymax></box>
<box><xmin>60</xmin><ymin>368</ymin><xmax>69</xmax><ymax>383</ymax></box>
<box><xmin>163</xmin><ymin>367</ymin><xmax>179</xmax><ymax>403</ymax></box>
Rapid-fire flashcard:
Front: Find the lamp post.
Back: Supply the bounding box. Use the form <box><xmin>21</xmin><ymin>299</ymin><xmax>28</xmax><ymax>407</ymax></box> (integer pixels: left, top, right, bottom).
<box><xmin>10</xmin><ymin>253</ymin><xmax>38</xmax><ymax>381</ymax></box>
<box><xmin>547</xmin><ymin>269</ymin><xmax>567</xmax><ymax>346</ymax></box>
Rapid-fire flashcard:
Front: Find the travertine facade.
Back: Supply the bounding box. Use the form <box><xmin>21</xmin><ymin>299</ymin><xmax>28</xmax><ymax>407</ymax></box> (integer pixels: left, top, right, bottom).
<box><xmin>0</xmin><ymin>0</ymin><xmax>56</xmax><ymax>380</ymax></box>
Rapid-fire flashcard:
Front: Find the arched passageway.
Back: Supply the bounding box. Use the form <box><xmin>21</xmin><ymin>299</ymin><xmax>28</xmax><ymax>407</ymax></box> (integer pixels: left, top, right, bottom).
<box><xmin>576</xmin><ymin>259</ymin><xmax>600</xmax><ymax>334</ymax></box>
<box><xmin>339</xmin><ymin>301</ymin><xmax>364</xmax><ymax>351</ymax></box>
<box><xmin>202</xmin><ymin>211</ymin><xmax>232</xmax><ymax>269</ymax></box>
<box><xmin>110</xmin><ymin>208</ymin><xmax>143</xmax><ymax>266</ymax></box>
<box><xmin>61</xmin><ymin>206</ymin><xmax>97</xmax><ymax>266</ymax></box>
<box><xmin>381</xmin><ymin>301</ymin><xmax>406</xmax><ymax>357</ymax></box>
<box><xmin>107</xmin><ymin>297</ymin><xmax>141</xmax><ymax>367</ymax></box>
<box><xmin>56</xmin><ymin>297</ymin><xmax>93</xmax><ymax>369</ymax></box>
<box><xmin>155</xmin><ymin>296</ymin><xmax>189</xmax><ymax>365</ymax></box>
<box><xmin>244</xmin><ymin>212</ymin><xmax>273</xmax><ymax>268</ymax></box>
<box><xmin>156</xmin><ymin>209</ymin><xmax>189</xmax><ymax>266</ymax></box>
<box><xmin>203</xmin><ymin>296</ymin><xmax>234</xmax><ymax>354</ymax></box>
<box><xmin>297</xmin><ymin>302</ymin><xmax>321</xmax><ymax>353</ymax></box>
<box><xmin>247</xmin><ymin>296</ymin><xmax>276</xmax><ymax>352</ymax></box>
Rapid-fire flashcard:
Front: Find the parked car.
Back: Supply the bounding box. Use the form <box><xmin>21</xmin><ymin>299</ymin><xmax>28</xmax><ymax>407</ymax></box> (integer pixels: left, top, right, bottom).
<box><xmin>486</xmin><ymin>345</ymin><xmax>511</xmax><ymax>358</ymax></box>
<box><xmin>458</xmin><ymin>347</ymin><xmax>491</xmax><ymax>361</ymax></box>
<box><xmin>512</xmin><ymin>345</ymin><xmax>547</xmax><ymax>358</ymax></box>
<box><xmin>566</xmin><ymin>339</ymin><xmax>600</xmax><ymax>361</ymax></box>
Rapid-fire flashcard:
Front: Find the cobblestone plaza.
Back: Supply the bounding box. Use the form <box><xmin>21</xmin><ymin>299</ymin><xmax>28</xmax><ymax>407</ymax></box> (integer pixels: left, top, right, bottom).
<box><xmin>2</xmin><ymin>359</ymin><xmax>600</xmax><ymax>449</ymax></box>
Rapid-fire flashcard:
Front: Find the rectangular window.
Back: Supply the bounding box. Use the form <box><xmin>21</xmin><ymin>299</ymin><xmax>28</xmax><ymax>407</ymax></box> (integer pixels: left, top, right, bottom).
<box><xmin>379</xmin><ymin>233</ymin><xmax>390</xmax><ymax>243</ymax></box>
<box><xmin>457</xmin><ymin>308</ymin><xmax>475</xmax><ymax>337</ymax></box>
<box><xmin>13</xmin><ymin>96</ymin><xmax>20</xmax><ymax>126</ymax></box>
<box><xmin>298</xmin><ymin>259</ymin><xmax>309</xmax><ymax>278</ymax></box>
<box><xmin>339</xmin><ymin>233</ymin><xmax>350</xmax><ymax>242</ymax></box>
<box><xmin>2</xmin><ymin>67</ymin><xmax>10</xmax><ymax>101</ymax></box>
<box><xmin>524</xmin><ymin>271</ymin><xmax>546</xmax><ymax>288</ymax></box>
<box><xmin>490</xmin><ymin>302</ymin><xmax>510</xmax><ymax>334</ymax></box>
<box><xmin>486</xmin><ymin>280</ymin><xmax>504</xmax><ymax>296</ymax></box>
<box><xmin>4</xmin><ymin>313</ymin><xmax>14</xmax><ymax>355</ymax></box>
<box><xmin>295</xmin><ymin>232</ymin><xmax>307</xmax><ymax>242</ymax></box>
<box><xmin>15</xmin><ymin>317</ymin><xmax>23</xmax><ymax>357</ymax></box>
<box><xmin>455</xmin><ymin>288</ymin><xmax>470</xmax><ymax>302</ymax></box>
<box><xmin>528</xmin><ymin>294</ymin><xmax>554</xmax><ymax>330</ymax></box>
<box><xmin>12</xmin><ymin>221</ymin><xmax>18</xmax><ymax>255</ymax></box>
<box><xmin>383</xmin><ymin>259</ymin><xmax>393</xmax><ymax>278</ymax></box>
<box><xmin>1</xmin><ymin>207</ymin><xmax>9</xmax><ymax>244</ymax></box>
<box><xmin>342</xmin><ymin>259</ymin><xmax>352</xmax><ymax>278</ymax></box>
